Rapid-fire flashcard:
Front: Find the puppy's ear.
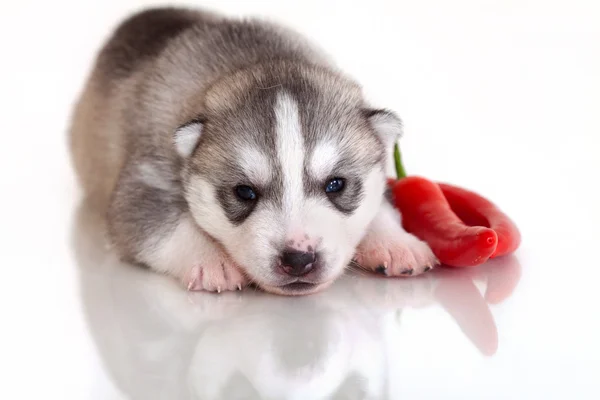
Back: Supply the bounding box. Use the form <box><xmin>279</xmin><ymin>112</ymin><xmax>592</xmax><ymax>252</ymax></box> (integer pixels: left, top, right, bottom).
<box><xmin>174</xmin><ymin>118</ymin><xmax>205</xmax><ymax>157</ymax></box>
<box><xmin>364</xmin><ymin>109</ymin><xmax>403</xmax><ymax>148</ymax></box>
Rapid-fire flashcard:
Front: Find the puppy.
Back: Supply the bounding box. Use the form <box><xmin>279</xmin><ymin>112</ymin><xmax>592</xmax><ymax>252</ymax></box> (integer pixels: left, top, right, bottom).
<box><xmin>69</xmin><ymin>7</ymin><xmax>437</xmax><ymax>295</ymax></box>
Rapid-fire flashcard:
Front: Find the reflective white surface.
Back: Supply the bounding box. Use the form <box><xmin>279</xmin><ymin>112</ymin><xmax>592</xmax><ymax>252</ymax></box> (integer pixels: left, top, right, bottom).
<box><xmin>71</xmin><ymin>201</ymin><xmax>522</xmax><ymax>399</ymax></box>
<box><xmin>1</xmin><ymin>1</ymin><xmax>599</xmax><ymax>399</ymax></box>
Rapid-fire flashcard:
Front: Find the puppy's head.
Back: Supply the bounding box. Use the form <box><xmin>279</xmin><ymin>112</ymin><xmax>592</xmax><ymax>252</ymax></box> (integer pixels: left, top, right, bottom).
<box><xmin>176</xmin><ymin>63</ymin><xmax>401</xmax><ymax>295</ymax></box>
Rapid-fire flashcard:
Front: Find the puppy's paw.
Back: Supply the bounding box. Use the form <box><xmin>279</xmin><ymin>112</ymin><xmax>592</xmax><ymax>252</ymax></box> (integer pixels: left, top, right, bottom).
<box><xmin>355</xmin><ymin>202</ymin><xmax>438</xmax><ymax>277</ymax></box>
<box><xmin>356</xmin><ymin>232</ymin><xmax>438</xmax><ymax>277</ymax></box>
<box><xmin>140</xmin><ymin>215</ymin><xmax>250</xmax><ymax>293</ymax></box>
<box><xmin>184</xmin><ymin>251</ymin><xmax>249</xmax><ymax>293</ymax></box>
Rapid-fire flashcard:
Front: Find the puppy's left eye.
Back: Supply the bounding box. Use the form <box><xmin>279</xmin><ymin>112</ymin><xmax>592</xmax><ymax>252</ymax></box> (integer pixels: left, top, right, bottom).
<box><xmin>325</xmin><ymin>178</ymin><xmax>345</xmax><ymax>194</ymax></box>
<box><xmin>235</xmin><ymin>185</ymin><xmax>258</xmax><ymax>201</ymax></box>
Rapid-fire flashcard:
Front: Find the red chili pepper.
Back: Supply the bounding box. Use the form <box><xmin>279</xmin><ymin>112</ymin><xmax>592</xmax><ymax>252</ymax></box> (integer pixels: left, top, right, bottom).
<box><xmin>388</xmin><ymin>176</ymin><xmax>498</xmax><ymax>267</ymax></box>
<box><xmin>437</xmin><ymin>183</ymin><xmax>521</xmax><ymax>258</ymax></box>
<box><xmin>387</xmin><ymin>143</ymin><xmax>519</xmax><ymax>267</ymax></box>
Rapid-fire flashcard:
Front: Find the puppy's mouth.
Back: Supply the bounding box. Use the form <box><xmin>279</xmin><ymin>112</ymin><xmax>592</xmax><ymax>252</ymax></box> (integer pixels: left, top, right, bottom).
<box><xmin>280</xmin><ymin>281</ymin><xmax>317</xmax><ymax>292</ymax></box>
<box><xmin>259</xmin><ymin>279</ymin><xmax>335</xmax><ymax>296</ymax></box>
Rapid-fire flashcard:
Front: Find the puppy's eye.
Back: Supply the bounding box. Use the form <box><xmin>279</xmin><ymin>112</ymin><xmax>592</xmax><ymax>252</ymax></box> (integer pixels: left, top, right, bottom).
<box><xmin>325</xmin><ymin>178</ymin><xmax>345</xmax><ymax>194</ymax></box>
<box><xmin>235</xmin><ymin>185</ymin><xmax>257</xmax><ymax>201</ymax></box>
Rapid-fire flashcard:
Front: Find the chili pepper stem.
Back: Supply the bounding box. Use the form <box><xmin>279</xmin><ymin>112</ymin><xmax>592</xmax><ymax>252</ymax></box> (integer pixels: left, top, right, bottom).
<box><xmin>393</xmin><ymin>142</ymin><xmax>407</xmax><ymax>180</ymax></box>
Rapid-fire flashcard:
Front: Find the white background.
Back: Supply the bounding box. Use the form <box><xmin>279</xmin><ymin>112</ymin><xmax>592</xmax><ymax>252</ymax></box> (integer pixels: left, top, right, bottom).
<box><xmin>1</xmin><ymin>0</ymin><xmax>599</xmax><ymax>399</ymax></box>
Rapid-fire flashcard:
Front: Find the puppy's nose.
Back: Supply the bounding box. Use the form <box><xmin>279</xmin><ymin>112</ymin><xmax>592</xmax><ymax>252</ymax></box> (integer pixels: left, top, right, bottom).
<box><xmin>280</xmin><ymin>250</ymin><xmax>316</xmax><ymax>277</ymax></box>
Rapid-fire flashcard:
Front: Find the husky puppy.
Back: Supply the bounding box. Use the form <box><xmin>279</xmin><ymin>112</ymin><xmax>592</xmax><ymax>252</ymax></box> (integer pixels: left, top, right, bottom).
<box><xmin>69</xmin><ymin>7</ymin><xmax>437</xmax><ymax>295</ymax></box>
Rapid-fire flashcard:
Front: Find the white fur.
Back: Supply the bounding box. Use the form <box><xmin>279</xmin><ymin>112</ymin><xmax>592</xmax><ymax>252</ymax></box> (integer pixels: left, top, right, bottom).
<box><xmin>174</xmin><ymin>122</ymin><xmax>203</xmax><ymax>157</ymax></box>
<box><xmin>385</xmin><ymin>138</ymin><xmax>400</xmax><ymax>178</ymax></box>
<box><xmin>140</xmin><ymin>213</ymin><xmax>248</xmax><ymax>291</ymax></box>
<box><xmin>309</xmin><ymin>141</ymin><xmax>340</xmax><ymax>181</ymax></box>
<box><xmin>369</xmin><ymin>112</ymin><xmax>402</xmax><ymax>178</ymax></box>
<box><xmin>369</xmin><ymin>112</ymin><xmax>403</xmax><ymax>148</ymax></box>
<box><xmin>141</xmin><ymin>213</ymin><xmax>208</xmax><ymax>277</ymax></box>
<box><xmin>344</xmin><ymin>169</ymin><xmax>388</xmax><ymax>244</ymax></box>
<box><xmin>356</xmin><ymin>201</ymin><xmax>438</xmax><ymax>275</ymax></box>
<box><xmin>237</xmin><ymin>147</ymin><xmax>272</xmax><ymax>186</ymax></box>
<box><xmin>187</xmin><ymin>177</ymin><xmax>237</xmax><ymax>240</ymax></box>
<box><xmin>274</xmin><ymin>92</ymin><xmax>305</xmax><ymax>220</ymax></box>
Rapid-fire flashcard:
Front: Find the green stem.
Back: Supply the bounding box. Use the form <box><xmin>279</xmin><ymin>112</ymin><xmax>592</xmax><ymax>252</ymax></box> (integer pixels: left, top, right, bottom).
<box><xmin>393</xmin><ymin>142</ymin><xmax>407</xmax><ymax>179</ymax></box>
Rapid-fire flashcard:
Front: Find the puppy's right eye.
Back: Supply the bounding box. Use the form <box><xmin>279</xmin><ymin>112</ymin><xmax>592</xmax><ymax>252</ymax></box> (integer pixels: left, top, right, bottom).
<box><xmin>325</xmin><ymin>178</ymin><xmax>345</xmax><ymax>194</ymax></box>
<box><xmin>235</xmin><ymin>185</ymin><xmax>257</xmax><ymax>201</ymax></box>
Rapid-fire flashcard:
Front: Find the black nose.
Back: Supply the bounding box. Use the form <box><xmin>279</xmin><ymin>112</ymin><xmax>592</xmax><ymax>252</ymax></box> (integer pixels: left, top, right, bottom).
<box><xmin>280</xmin><ymin>250</ymin><xmax>316</xmax><ymax>277</ymax></box>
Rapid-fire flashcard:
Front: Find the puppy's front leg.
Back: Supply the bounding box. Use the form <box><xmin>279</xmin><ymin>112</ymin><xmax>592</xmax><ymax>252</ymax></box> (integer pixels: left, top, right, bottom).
<box><xmin>141</xmin><ymin>214</ymin><xmax>249</xmax><ymax>292</ymax></box>
<box><xmin>355</xmin><ymin>200</ymin><xmax>438</xmax><ymax>276</ymax></box>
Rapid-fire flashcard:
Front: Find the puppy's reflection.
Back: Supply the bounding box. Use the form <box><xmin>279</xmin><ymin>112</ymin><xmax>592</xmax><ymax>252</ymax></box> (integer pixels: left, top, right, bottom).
<box><xmin>72</xmin><ymin>199</ymin><xmax>521</xmax><ymax>400</ymax></box>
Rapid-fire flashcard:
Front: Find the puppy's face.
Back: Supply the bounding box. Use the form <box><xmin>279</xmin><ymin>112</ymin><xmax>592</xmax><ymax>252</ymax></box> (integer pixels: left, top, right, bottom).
<box><xmin>178</xmin><ymin>66</ymin><xmax>401</xmax><ymax>295</ymax></box>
